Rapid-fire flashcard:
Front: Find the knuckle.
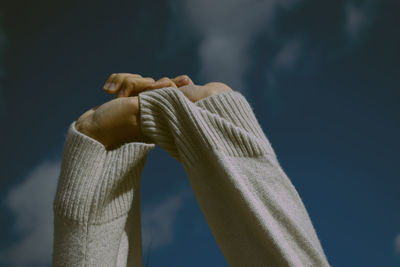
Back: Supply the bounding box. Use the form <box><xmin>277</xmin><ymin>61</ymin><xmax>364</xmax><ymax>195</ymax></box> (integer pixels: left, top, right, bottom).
<box><xmin>114</xmin><ymin>74</ymin><xmax>124</xmax><ymax>82</ymax></box>
<box><xmin>221</xmin><ymin>84</ymin><xmax>232</xmax><ymax>91</ymax></box>
<box><xmin>180</xmin><ymin>75</ymin><xmax>190</xmax><ymax>80</ymax></box>
<box><xmin>143</xmin><ymin>77</ymin><xmax>155</xmax><ymax>82</ymax></box>
<box><xmin>120</xmin><ymin>79</ymin><xmax>128</xmax><ymax>87</ymax></box>
<box><xmin>129</xmin><ymin>73</ymin><xmax>142</xmax><ymax>77</ymax></box>
<box><xmin>159</xmin><ymin>77</ymin><xmax>171</xmax><ymax>82</ymax></box>
<box><xmin>207</xmin><ymin>82</ymin><xmax>232</xmax><ymax>91</ymax></box>
<box><xmin>175</xmin><ymin>75</ymin><xmax>191</xmax><ymax>84</ymax></box>
<box><xmin>127</xmin><ymin>77</ymin><xmax>138</xmax><ymax>86</ymax></box>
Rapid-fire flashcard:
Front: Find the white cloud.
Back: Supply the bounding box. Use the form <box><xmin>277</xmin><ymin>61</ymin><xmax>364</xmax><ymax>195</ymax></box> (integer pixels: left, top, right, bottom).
<box><xmin>265</xmin><ymin>37</ymin><xmax>302</xmax><ymax>101</ymax></box>
<box><xmin>0</xmin><ymin>155</ymin><xmax>190</xmax><ymax>266</ymax></box>
<box><xmin>345</xmin><ymin>2</ymin><xmax>367</xmax><ymax>39</ymax></box>
<box><xmin>141</xmin><ymin>189</ymin><xmax>190</xmax><ymax>250</ymax></box>
<box><xmin>344</xmin><ymin>1</ymin><xmax>376</xmax><ymax>41</ymax></box>
<box><xmin>178</xmin><ymin>0</ymin><xmax>301</xmax><ymax>92</ymax></box>
<box><xmin>272</xmin><ymin>39</ymin><xmax>302</xmax><ymax>71</ymax></box>
<box><xmin>0</xmin><ymin>160</ymin><xmax>60</xmax><ymax>267</ymax></box>
<box><xmin>395</xmin><ymin>233</ymin><xmax>400</xmax><ymax>255</ymax></box>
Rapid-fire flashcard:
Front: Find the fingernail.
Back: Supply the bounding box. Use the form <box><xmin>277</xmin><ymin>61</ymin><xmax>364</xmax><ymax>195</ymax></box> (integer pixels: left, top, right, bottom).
<box><xmin>104</xmin><ymin>82</ymin><xmax>116</xmax><ymax>90</ymax></box>
<box><xmin>109</xmin><ymin>83</ymin><xmax>116</xmax><ymax>90</ymax></box>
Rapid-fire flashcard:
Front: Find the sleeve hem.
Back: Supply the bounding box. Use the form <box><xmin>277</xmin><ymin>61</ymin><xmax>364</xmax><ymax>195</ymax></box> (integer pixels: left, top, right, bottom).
<box><xmin>54</xmin><ymin>121</ymin><xmax>155</xmax><ymax>224</ymax></box>
<box><xmin>139</xmin><ymin>87</ymin><xmax>276</xmax><ymax>165</ymax></box>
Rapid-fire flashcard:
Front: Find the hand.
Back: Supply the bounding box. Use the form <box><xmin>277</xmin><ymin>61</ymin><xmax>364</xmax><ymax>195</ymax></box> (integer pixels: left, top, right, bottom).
<box><xmin>177</xmin><ymin>82</ymin><xmax>232</xmax><ymax>102</ymax></box>
<box><xmin>108</xmin><ymin>74</ymin><xmax>233</xmax><ymax>102</ymax></box>
<box><xmin>103</xmin><ymin>73</ymin><xmax>195</xmax><ymax>98</ymax></box>
<box><xmin>75</xmin><ymin>73</ymin><xmax>193</xmax><ymax>149</ymax></box>
<box><xmin>75</xmin><ymin>96</ymin><xmax>141</xmax><ymax>150</ymax></box>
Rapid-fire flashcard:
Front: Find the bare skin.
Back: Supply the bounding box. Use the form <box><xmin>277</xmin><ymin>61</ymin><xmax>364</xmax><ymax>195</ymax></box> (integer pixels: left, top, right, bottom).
<box><xmin>75</xmin><ymin>73</ymin><xmax>232</xmax><ymax>149</ymax></box>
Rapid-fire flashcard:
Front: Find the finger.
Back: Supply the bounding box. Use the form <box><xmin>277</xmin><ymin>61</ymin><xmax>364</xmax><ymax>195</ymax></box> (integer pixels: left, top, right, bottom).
<box><xmin>103</xmin><ymin>73</ymin><xmax>142</xmax><ymax>93</ymax></box>
<box><xmin>176</xmin><ymin>83</ymin><xmax>204</xmax><ymax>102</ymax></box>
<box><xmin>116</xmin><ymin>77</ymin><xmax>156</xmax><ymax>98</ymax></box>
<box><xmin>103</xmin><ymin>73</ymin><xmax>118</xmax><ymax>92</ymax></box>
<box><xmin>117</xmin><ymin>82</ymin><xmax>134</xmax><ymax>98</ymax></box>
<box><xmin>114</xmin><ymin>76</ymin><xmax>178</xmax><ymax>98</ymax></box>
<box><xmin>125</xmin><ymin>77</ymin><xmax>156</xmax><ymax>96</ymax></box>
<box><xmin>172</xmin><ymin>75</ymin><xmax>194</xmax><ymax>87</ymax></box>
<box><xmin>204</xmin><ymin>82</ymin><xmax>233</xmax><ymax>93</ymax></box>
<box><xmin>103</xmin><ymin>73</ymin><xmax>124</xmax><ymax>93</ymax></box>
<box><xmin>117</xmin><ymin>73</ymin><xmax>142</xmax><ymax>77</ymax></box>
<box><xmin>148</xmin><ymin>77</ymin><xmax>178</xmax><ymax>90</ymax></box>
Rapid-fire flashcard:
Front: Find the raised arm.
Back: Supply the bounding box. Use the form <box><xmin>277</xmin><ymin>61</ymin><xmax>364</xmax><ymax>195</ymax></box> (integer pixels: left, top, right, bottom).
<box><xmin>53</xmin><ymin>74</ymin><xmax>193</xmax><ymax>267</ymax></box>
<box><xmin>53</xmin><ymin>121</ymin><xmax>154</xmax><ymax>267</ymax></box>
<box><xmin>135</xmin><ymin>84</ymin><xmax>331</xmax><ymax>266</ymax></box>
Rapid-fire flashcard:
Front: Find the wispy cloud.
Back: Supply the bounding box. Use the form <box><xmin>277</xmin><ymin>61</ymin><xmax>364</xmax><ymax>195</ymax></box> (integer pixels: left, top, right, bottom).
<box><xmin>344</xmin><ymin>2</ymin><xmax>367</xmax><ymax>39</ymax></box>
<box><xmin>178</xmin><ymin>0</ymin><xmax>301</xmax><ymax>93</ymax></box>
<box><xmin>273</xmin><ymin>39</ymin><xmax>303</xmax><ymax>71</ymax></box>
<box><xmin>344</xmin><ymin>0</ymin><xmax>376</xmax><ymax>41</ymax></box>
<box><xmin>0</xmin><ymin>153</ymin><xmax>190</xmax><ymax>266</ymax></box>
<box><xmin>395</xmin><ymin>233</ymin><xmax>400</xmax><ymax>255</ymax></box>
<box><xmin>141</xmin><ymin>189</ymin><xmax>190</xmax><ymax>250</ymax></box>
<box><xmin>0</xmin><ymin>160</ymin><xmax>60</xmax><ymax>267</ymax></box>
<box><xmin>266</xmin><ymin>37</ymin><xmax>303</xmax><ymax>89</ymax></box>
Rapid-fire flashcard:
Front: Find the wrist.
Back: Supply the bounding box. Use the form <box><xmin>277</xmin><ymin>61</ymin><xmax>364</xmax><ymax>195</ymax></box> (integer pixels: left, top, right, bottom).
<box><xmin>75</xmin><ymin>119</ymin><xmax>103</xmax><ymax>145</ymax></box>
<box><xmin>75</xmin><ymin>118</ymin><xmax>91</xmax><ymax>137</ymax></box>
<box><xmin>75</xmin><ymin>96</ymin><xmax>142</xmax><ymax>149</ymax></box>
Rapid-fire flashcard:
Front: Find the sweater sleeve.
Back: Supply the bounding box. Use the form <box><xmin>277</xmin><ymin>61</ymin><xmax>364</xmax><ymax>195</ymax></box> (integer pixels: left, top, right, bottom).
<box><xmin>138</xmin><ymin>87</ymin><xmax>331</xmax><ymax>267</ymax></box>
<box><xmin>53</xmin><ymin>121</ymin><xmax>155</xmax><ymax>267</ymax></box>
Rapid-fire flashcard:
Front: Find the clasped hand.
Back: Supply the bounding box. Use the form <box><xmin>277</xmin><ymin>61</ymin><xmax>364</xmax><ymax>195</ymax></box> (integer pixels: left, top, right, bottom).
<box><xmin>75</xmin><ymin>73</ymin><xmax>232</xmax><ymax>149</ymax></box>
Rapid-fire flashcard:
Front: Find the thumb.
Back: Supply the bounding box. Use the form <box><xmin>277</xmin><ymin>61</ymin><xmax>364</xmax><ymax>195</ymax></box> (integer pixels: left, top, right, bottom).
<box><xmin>176</xmin><ymin>83</ymin><xmax>209</xmax><ymax>102</ymax></box>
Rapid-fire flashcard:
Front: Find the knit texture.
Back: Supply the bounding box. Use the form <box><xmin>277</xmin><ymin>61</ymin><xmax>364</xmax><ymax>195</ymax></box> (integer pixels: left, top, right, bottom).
<box><xmin>53</xmin><ymin>87</ymin><xmax>331</xmax><ymax>266</ymax></box>
<box><xmin>139</xmin><ymin>86</ymin><xmax>331</xmax><ymax>267</ymax></box>
<box><xmin>53</xmin><ymin>121</ymin><xmax>155</xmax><ymax>267</ymax></box>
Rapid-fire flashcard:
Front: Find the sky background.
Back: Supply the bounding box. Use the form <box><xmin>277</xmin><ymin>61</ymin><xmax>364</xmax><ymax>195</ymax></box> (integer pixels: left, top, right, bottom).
<box><xmin>0</xmin><ymin>0</ymin><xmax>399</xmax><ymax>266</ymax></box>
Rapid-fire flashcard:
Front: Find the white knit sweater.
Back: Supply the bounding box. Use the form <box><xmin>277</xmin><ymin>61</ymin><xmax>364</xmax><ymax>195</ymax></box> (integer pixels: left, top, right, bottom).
<box><xmin>53</xmin><ymin>86</ymin><xmax>331</xmax><ymax>267</ymax></box>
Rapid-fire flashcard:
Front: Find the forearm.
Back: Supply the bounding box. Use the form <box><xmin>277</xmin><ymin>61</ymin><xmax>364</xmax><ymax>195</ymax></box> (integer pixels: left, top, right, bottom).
<box><xmin>53</xmin><ymin>121</ymin><xmax>154</xmax><ymax>267</ymax></box>
<box><xmin>181</xmin><ymin>150</ymin><xmax>329</xmax><ymax>266</ymax></box>
<box><xmin>139</xmin><ymin>87</ymin><xmax>330</xmax><ymax>266</ymax></box>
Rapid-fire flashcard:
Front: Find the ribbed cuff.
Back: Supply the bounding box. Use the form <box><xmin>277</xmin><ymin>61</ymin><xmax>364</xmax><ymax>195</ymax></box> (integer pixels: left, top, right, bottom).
<box><xmin>139</xmin><ymin>87</ymin><xmax>275</xmax><ymax>165</ymax></box>
<box><xmin>54</xmin><ymin>121</ymin><xmax>155</xmax><ymax>224</ymax></box>
<box><xmin>194</xmin><ymin>90</ymin><xmax>271</xmax><ymax>142</ymax></box>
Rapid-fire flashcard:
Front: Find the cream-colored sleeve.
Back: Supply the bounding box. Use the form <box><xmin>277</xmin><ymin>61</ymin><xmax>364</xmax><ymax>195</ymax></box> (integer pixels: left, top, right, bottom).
<box><xmin>53</xmin><ymin>121</ymin><xmax>155</xmax><ymax>267</ymax></box>
<box><xmin>138</xmin><ymin>87</ymin><xmax>331</xmax><ymax>267</ymax></box>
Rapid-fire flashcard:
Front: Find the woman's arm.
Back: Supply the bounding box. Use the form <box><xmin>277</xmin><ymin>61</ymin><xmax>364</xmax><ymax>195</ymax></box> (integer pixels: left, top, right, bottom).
<box><xmin>137</xmin><ymin>85</ymin><xmax>331</xmax><ymax>266</ymax></box>
<box><xmin>53</xmin><ymin>121</ymin><xmax>154</xmax><ymax>267</ymax></box>
<box><xmin>53</xmin><ymin>74</ymin><xmax>194</xmax><ymax>267</ymax></box>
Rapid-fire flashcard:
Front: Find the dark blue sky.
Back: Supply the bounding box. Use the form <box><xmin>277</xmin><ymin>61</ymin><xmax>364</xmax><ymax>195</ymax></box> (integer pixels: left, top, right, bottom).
<box><xmin>0</xmin><ymin>0</ymin><xmax>399</xmax><ymax>266</ymax></box>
